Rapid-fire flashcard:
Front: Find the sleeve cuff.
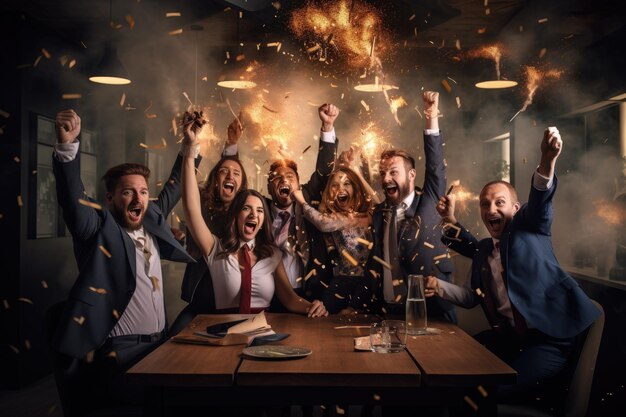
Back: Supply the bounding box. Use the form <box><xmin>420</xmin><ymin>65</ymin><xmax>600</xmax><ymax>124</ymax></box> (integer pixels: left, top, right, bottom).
<box><xmin>223</xmin><ymin>143</ymin><xmax>238</xmax><ymax>156</ymax></box>
<box><xmin>53</xmin><ymin>141</ymin><xmax>79</xmax><ymax>162</ymax></box>
<box><xmin>320</xmin><ymin>129</ymin><xmax>336</xmax><ymax>143</ymax></box>
<box><xmin>532</xmin><ymin>168</ymin><xmax>553</xmax><ymax>190</ymax></box>
<box><xmin>180</xmin><ymin>144</ymin><xmax>201</xmax><ymax>158</ymax></box>
<box><xmin>424</xmin><ymin>129</ymin><xmax>440</xmax><ymax>136</ymax></box>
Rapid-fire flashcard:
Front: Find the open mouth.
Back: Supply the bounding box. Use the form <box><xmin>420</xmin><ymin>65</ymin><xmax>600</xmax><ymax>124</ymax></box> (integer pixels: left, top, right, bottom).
<box><xmin>278</xmin><ymin>185</ymin><xmax>291</xmax><ymax>197</ymax></box>
<box><xmin>128</xmin><ymin>206</ymin><xmax>142</xmax><ymax>222</ymax></box>
<box><xmin>223</xmin><ymin>181</ymin><xmax>235</xmax><ymax>194</ymax></box>
<box><xmin>336</xmin><ymin>193</ymin><xmax>349</xmax><ymax>204</ymax></box>
<box><xmin>385</xmin><ymin>184</ymin><xmax>398</xmax><ymax>196</ymax></box>
<box><xmin>244</xmin><ymin>220</ymin><xmax>257</xmax><ymax>234</ymax></box>
<box><xmin>487</xmin><ymin>218</ymin><xmax>502</xmax><ymax>228</ymax></box>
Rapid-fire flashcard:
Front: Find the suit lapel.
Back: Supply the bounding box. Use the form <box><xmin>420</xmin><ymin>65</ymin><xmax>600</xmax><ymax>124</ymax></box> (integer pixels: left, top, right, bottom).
<box><xmin>119</xmin><ymin>226</ymin><xmax>137</xmax><ymax>280</ymax></box>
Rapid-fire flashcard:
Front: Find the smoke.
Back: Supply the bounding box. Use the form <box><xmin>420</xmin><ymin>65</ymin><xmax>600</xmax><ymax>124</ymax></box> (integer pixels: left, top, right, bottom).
<box><xmin>68</xmin><ymin>1</ymin><xmax>622</xmax><ymax>273</ymax></box>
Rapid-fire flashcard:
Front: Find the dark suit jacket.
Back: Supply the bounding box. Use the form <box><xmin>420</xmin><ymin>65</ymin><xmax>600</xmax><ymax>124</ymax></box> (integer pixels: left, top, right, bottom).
<box><xmin>269</xmin><ymin>136</ymin><xmax>338</xmax><ymax>302</ymax></box>
<box><xmin>443</xmin><ymin>176</ymin><xmax>600</xmax><ymax>339</ymax></box>
<box><xmin>367</xmin><ymin>131</ymin><xmax>456</xmax><ymax>321</ymax></box>
<box><xmin>52</xmin><ymin>152</ymin><xmax>199</xmax><ymax>360</ymax></box>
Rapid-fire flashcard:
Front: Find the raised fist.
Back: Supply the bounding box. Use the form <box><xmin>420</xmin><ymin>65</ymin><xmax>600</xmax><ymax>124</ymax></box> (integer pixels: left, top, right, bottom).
<box><xmin>318</xmin><ymin>103</ymin><xmax>340</xmax><ymax>132</ymax></box>
<box><xmin>55</xmin><ymin>110</ymin><xmax>81</xmax><ymax>144</ymax></box>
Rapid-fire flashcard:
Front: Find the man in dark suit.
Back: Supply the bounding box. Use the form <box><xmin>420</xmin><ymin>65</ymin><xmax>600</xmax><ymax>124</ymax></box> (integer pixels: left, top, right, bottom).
<box><xmin>264</xmin><ymin>104</ymin><xmax>339</xmax><ymax>303</ymax></box>
<box><xmin>367</xmin><ymin>91</ymin><xmax>456</xmax><ymax>322</ymax></box>
<box><xmin>51</xmin><ymin>109</ymin><xmax>200</xmax><ymax>414</ymax></box>
<box><xmin>426</xmin><ymin>127</ymin><xmax>601</xmax><ymax>399</ymax></box>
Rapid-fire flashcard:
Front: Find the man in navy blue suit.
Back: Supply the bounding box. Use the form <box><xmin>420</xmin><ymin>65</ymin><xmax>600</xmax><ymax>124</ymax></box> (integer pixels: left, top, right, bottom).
<box><xmin>51</xmin><ymin>109</ymin><xmax>200</xmax><ymax>415</ymax></box>
<box><xmin>367</xmin><ymin>91</ymin><xmax>456</xmax><ymax>322</ymax></box>
<box><xmin>426</xmin><ymin>126</ymin><xmax>600</xmax><ymax>399</ymax></box>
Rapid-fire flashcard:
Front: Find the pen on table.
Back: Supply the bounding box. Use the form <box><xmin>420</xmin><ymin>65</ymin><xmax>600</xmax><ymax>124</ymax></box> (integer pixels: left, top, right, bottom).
<box><xmin>333</xmin><ymin>325</ymin><xmax>371</xmax><ymax>330</ymax></box>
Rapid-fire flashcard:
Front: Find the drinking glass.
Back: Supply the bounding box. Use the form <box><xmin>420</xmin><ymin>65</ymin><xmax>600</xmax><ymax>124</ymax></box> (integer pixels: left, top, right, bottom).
<box><xmin>370</xmin><ymin>320</ymin><xmax>406</xmax><ymax>353</ymax></box>
<box><xmin>406</xmin><ymin>274</ymin><xmax>428</xmax><ymax>335</ymax></box>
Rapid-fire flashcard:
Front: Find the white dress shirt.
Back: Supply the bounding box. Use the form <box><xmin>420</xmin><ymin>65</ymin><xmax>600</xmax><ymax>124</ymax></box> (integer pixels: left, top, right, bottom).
<box><xmin>205</xmin><ymin>237</ymin><xmax>282</xmax><ymax>310</ymax></box>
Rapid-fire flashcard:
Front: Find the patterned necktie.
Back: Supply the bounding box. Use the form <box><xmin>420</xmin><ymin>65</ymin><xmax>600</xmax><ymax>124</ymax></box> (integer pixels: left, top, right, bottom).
<box><xmin>387</xmin><ymin>206</ymin><xmax>407</xmax><ymax>303</ymax></box>
<box><xmin>238</xmin><ymin>244</ymin><xmax>252</xmax><ymax>314</ymax></box>
<box><xmin>133</xmin><ymin>234</ymin><xmax>159</xmax><ymax>292</ymax></box>
<box><xmin>275</xmin><ymin>210</ymin><xmax>291</xmax><ymax>248</ymax></box>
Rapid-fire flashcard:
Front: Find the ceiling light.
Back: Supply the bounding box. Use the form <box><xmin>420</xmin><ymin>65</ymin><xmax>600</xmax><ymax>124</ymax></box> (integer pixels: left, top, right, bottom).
<box><xmin>217</xmin><ymin>80</ymin><xmax>257</xmax><ymax>90</ymax></box>
<box><xmin>354</xmin><ymin>84</ymin><xmax>399</xmax><ymax>92</ymax></box>
<box><xmin>475</xmin><ymin>80</ymin><xmax>518</xmax><ymax>89</ymax></box>
<box><xmin>89</xmin><ymin>46</ymin><xmax>131</xmax><ymax>85</ymax></box>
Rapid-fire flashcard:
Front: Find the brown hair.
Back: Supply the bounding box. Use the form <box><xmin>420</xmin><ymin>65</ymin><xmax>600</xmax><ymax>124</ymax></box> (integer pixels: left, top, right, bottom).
<box><xmin>379</xmin><ymin>149</ymin><xmax>415</xmax><ymax>172</ymax></box>
<box><xmin>268</xmin><ymin>159</ymin><xmax>299</xmax><ymax>182</ymax></box>
<box><xmin>481</xmin><ymin>180</ymin><xmax>519</xmax><ymax>202</ymax></box>
<box><xmin>319</xmin><ymin>167</ymin><xmax>371</xmax><ymax>214</ymax></box>
<box><xmin>102</xmin><ymin>163</ymin><xmax>150</xmax><ymax>193</ymax></box>
<box><xmin>219</xmin><ymin>189</ymin><xmax>275</xmax><ymax>261</ymax></box>
<box><xmin>200</xmin><ymin>156</ymin><xmax>248</xmax><ymax>211</ymax></box>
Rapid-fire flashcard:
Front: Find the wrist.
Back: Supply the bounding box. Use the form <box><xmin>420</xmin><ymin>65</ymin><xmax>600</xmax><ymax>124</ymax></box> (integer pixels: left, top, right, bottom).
<box><xmin>321</xmin><ymin>122</ymin><xmax>333</xmax><ymax>132</ymax></box>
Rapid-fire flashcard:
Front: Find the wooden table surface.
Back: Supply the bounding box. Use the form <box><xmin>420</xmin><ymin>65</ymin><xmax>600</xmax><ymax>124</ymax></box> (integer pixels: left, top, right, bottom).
<box><xmin>127</xmin><ymin>313</ymin><xmax>515</xmax><ymax>390</ymax></box>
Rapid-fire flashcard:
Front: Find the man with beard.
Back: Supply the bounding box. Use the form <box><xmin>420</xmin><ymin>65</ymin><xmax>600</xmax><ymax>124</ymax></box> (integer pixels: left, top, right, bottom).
<box><xmin>367</xmin><ymin>91</ymin><xmax>457</xmax><ymax>323</ymax></box>
<box><xmin>50</xmin><ymin>109</ymin><xmax>200</xmax><ymax>415</ymax></box>
<box><xmin>266</xmin><ymin>104</ymin><xmax>339</xmax><ymax>303</ymax></box>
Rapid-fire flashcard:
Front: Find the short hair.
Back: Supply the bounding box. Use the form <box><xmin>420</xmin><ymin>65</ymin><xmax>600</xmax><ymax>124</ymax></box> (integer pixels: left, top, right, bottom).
<box><xmin>200</xmin><ymin>156</ymin><xmax>248</xmax><ymax>211</ymax></box>
<box><xmin>268</xmin><ymin>159</ymin><xmax>299</xmax><ymax>182</ymax></box>
<box><xmin>481</xmin><ymin>180</ymin><xmax>519</xmax><ymax>202</ymax></box>
<box><xmin>102</xmin><ymin>163</ymin><xmax>150</xmax><ymax>193</ymax></box>
<box><xmin>380</xmin><ymin>149</ymin><xmax>415</xmax><ymax>172</ymax></box>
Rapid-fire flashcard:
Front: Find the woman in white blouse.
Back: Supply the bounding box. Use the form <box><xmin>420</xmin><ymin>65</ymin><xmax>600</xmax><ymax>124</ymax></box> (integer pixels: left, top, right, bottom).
<box><xmin>181</xmin><ymin>113</ymin><xmax>327</xmax><ymax>317</ymax></box>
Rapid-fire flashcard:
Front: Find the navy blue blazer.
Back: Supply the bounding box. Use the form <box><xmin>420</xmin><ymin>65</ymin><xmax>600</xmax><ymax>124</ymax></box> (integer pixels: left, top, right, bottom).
<box><xmin>367</xmin><ymin>132</ymin><xmax>456</xmax><ymax>321</ymax></box>
<box><xmin>443</xmin><ymin>175</ymin><xmax>600</xmax><ymax>339</ymax></box>
<box><xmin>52</xmin><ymin>152</ymin><xmax>199</xmax><ymax>359</ymax></box>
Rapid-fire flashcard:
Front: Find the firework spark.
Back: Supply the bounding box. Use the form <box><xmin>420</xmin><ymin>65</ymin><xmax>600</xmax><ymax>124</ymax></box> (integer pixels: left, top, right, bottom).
<box><xmin>511</xmin><ymin>66</ymin><xmax>562</xmax><ymax>121</ymax></box>
<box><xmin>593</xmin><ymin>199</ymin><xmax>626</xmax><ymax>226</ymax></box>
<box><xmin>467</xmin><ymin>43</ymin><xmax>505</xmax><ymax>79</ymax></box>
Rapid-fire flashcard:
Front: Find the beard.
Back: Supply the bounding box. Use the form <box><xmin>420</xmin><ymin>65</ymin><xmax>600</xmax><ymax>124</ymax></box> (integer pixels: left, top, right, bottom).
<box><xmin>110</xmin><ymin>205</ymin><xmax>146</xmax><ymax>230</ymax></box>
<box><xmin>385</xmin><ymin>181</ymin><xmax>413</xmax><ymax>205</ymax></box>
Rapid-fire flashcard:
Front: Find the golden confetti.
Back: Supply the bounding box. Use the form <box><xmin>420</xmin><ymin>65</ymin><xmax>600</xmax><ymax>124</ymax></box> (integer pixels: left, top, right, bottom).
<box><xmin>88</xmin><ymin>286</ymin><xmax>107</xmax><ymax>295</ymax></box>
<box><xmin>17</xmin><ymin>195</ymin><xmax>23</xmax><ymax>207</ymax></box>
<box><xmin>41</xmin><ymin>280</ymin><xmax>48</xmax><ymax>289</ymax></box>
<box><xmin>336</xmin><ymin>405</ymin><xmax>345</xmax><ymax>415</ymax></box>
<box><xmin>334</xmin><ymin>293</ymin><xmax>345</xmax><ymax>299</ymax></box>
<box><xmin>433</xmin><ymin>253</ymin><xmax>448</xmax><ymax>261</ymax></box>
<box><xmin>360</xmin><ymin>100</ymin><xmax>370</xmax><ymax>111</ymax></box>
<box><xmin>373</xmin><ymin>256</ymin><xmax>391</xmax><ymax>270</ymax></box>
<box><xmin>112</xmin><ymin>309</ymin><xmax>120</xmax><ymax>319</ymax></box>
<box><xmin>24</xmin><ymin>339</ymin><xmax>31</xmax><ymax>350</ymax></box>
<box><xmin>107</xmin><ymin>351</ymin><xmax>118</xmax><ymax>358</ymax></box>
<box><xmin>320</xmin><ymin>280</ymin><xmax>329</xmax><ymax>288</ymax></box>
<box><xmin>464</xmin><ymin>396</ymin><xmax>478</xmax><ymax>412</ymax></box>
<box><xmin>302</xmin><ymin>145</ymin><xmax>312</xmax><ymax>154</ymax></box>
<box><xmin>62</xmin><ymin>93</ymin><xmax>82</xmax><ymax>100</ymax></box>
<box><xmin>68</xmin><ymin>59</ymin><xmax>76</xmax><ymax>68</ymax></box>
<box><xmin>125</xmin><ymin>15</ymin><xmax>135</xmax><ymax>30</ymax></box>
<box><xmin>85</xmin><ymin>350</ymin><xmax>94</xmax><ymax>363</ymax></box>
<box><xmin>149</xmin><ymin>276</ymin><xmax>161</xmax><ymax>292</ymax></box>
<box><xmin>538</xmin><ymin>17</ymin><xmax>548</xmax><ymax>24</ymax></box>
<box><xmin>394</xmin><ymin>294</ymin><xmax>402</xmax><ymax>303</ymax></box>
<box><xmin>392</xmin><ymin>279</ymin><xmax>403</xmax><ymax>287</ymax></box>
<box><xmin>3</xmin><ymin>299</ymin><xmax>10</xmax><ymax>309</ymax></box>
<box><xmin>373</xmin><ymin>394</ymin><xmax>381</xmax><ymax>401</ymax></box>
<box><xmin>18</xmin><ymin>297</ymin><xmax>33</xmax><ymax>305</ymax></box>
<box><xmin>356</xmin><ymin>237</ymin><xmax>374</xmax><ymax>250</ymax></box>
<box><xmin>341</xmin><ymin>250</ymin><xmax>359</xmax><ymax>267</ymax></box>
<box><xmin>73</xmin><ymin>316</ymin><xmax>85</xmax><ymax>325</ymax></box>
<box><xmin>477</xmin><ymin>385</ymin><xmax>488</xmax><ymax>398</ymax></box>
<box><xmin>304</xmin><ymin>268</ymin><xmax>317</xmax><ymax>281</ymax></box>
<box><xmin>9</xmin><ymin>345</ymin><xmax>19</xmax><ymax>354</ymax></box>
<box><xmin>369</xmin><ymin>269</ymin><xmax>380</xmax><ymax>278</ymax></box>
<box><xmin>166</xmin><ymin>12</ymin><xmax>181</xmax><ymax>17</ymax></box>
<box><xmin>41</xmin><ymin>48</ymin><xmax>51</xmax><ymax>59</ymax></box>
<box><xmin>120</xmin><ymin>93</ymin><xmax>126</xmax><ymax>107</ymax></box>
<box><xmin>476</xmin><ymin>288</ymin><xmax>485</xmax><ymax>298</ymax></box>
<box><xmin>456</xmin><ymin>97</ymin><xmax>461</xmax><ymax>109</ymax></box>
<box><xmin>539</xmin><ymin>48</ymin><xmax>547</xmax><ymax>58</ymax></box>
<box><xmin>477</xmin><ymin>27</ymin><xmax>486</xmax><ymax>34</ymax></box>
<box><xmin>78</xmin><ymin>199</ymin><xmax>102</xmax><ymax>210</ymax></box>
<box><xmin>441</xmin><ymin>79</ymin><xmax>452</xmax><ymax>93</ymax></box>
<box><xmin>0</xmin><ymin>109</ymin><xmax>10</xmax><ymax>118</ymax></box>
<box><xmin>423</xmin><ymin>242</ymin><xmax>434</xmax><ymax>249</ymax></box>
<box><xmin>98</xmin><ymin>245</ymin><xmax>112</xmax><ymax>258</ymax></box>
<box><xmin>33</xmin><ymin>55</ymin><xmax>43</xmax><ymax>67</ymax></box>
<box><xmin>14</xmin><ymin>156</ymin><xmax>20</xmax><ymax>163</ymax></box>
<box><xmin>168</xmin><ymin>28</ymin><xmax>183</xmax><ymax>35</ymax></box>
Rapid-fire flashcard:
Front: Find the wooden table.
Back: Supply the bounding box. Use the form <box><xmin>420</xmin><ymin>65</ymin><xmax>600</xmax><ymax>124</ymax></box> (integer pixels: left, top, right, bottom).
<box><xmin>127</xmin><ymin>313</ymin><xmax>515</xmax><ymax>414</ymax></box>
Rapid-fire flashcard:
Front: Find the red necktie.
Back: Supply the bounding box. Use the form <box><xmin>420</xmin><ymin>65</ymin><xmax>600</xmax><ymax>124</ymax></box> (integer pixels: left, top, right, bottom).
<box><xmin>238</xmin><ymin>245</ymin><xmax>252</xmax><ymax>314</ymax></box>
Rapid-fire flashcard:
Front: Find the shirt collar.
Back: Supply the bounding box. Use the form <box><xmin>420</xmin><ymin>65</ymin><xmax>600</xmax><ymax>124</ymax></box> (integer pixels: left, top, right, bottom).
<box><xmin>401</xmin><ymin>191</ymin><xmax>415</xmax><ymax>209</ymax></box>
<box><xmin>239</xmin><ymin>239</ymin><xmax>255</xmax><ymax>251</ymax></box>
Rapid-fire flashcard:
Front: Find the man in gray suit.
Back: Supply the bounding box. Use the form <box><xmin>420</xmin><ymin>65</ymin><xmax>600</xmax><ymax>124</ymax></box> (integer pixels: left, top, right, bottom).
<box><xmin>51</xmin><ymin>109</ymin><xmax>200</xmax><ymax>415</ymax></box>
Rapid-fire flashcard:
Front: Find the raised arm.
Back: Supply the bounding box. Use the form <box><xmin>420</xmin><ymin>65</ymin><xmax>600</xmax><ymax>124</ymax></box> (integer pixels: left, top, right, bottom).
<box><xmin>181</xmin><ymin>112</ymin><xmax>215</xmax><ymax>257</ymax></box>
<box><xmin>222</xmin><ymin>113</ymin><xmax>243</xmax><ymax>157</ymax></box>
<box><xmin>436</xmin><ymin>194</ymin><xmax>479</xmax><ymax>258</ymax></box>
<box><xmin>518</xmin><ymin>127</ymin><xmax>562</xmax><ymax>235</ymax></box>
<box><xmin>421</xmin><ymin>91</ymin><xmax>446</xmax><ymax>201</ymax></box>
<box><xmin>273</xmin><ymin>262</ymin><xmax>328</xmax><ymax>317</ymax></box>
<box><xmin>53</xmin><ymin>110</ymin><xmax>100</xmax><ymax>241</ymax></box>
<box><xmin>303</xmin><ymin>104</ymin><xmax>339</xmax><ymax>200</ymax></box>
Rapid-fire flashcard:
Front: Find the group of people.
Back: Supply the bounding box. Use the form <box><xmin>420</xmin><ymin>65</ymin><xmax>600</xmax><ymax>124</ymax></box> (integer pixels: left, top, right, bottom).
<box><xmin>49</xmin><ymin>91</ymin><xmax>600</xmax><ymax>415</ymax></box>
